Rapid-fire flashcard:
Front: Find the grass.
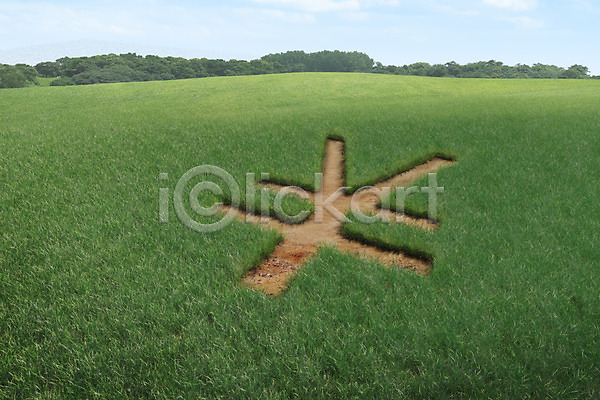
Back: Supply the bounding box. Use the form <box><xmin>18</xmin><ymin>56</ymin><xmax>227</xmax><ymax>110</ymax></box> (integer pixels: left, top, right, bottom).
<box><xmin>1</xmin><ymin>73</ymin><xmax>600</xmax><ymax>398</ymax></box>
<box><xmin>35</xmin><ymin>77</ymin><xmax>55</xmax><ymax>87</ymax></box>
<box><xmin>342</xmin><ymin>215</ymin><xmax>436</xmax><ymax>262</ymax></box>
<box><xmin>379</xmin><ymin>164</ymin><xmax>455</xmax><ymax>220</ymax></box>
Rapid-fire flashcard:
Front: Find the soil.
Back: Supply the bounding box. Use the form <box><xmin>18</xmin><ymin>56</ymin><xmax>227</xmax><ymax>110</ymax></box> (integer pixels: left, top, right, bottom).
<box><xmin>233</xmin><ymin>140</ymin><xmax>454</xmax><ymax>296</ymax></box>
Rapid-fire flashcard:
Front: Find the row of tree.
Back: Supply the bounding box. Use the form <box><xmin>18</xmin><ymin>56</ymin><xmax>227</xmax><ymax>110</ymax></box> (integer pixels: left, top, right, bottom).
<box><xmin>373</xmin><ymin>60</ymin><xmax>591</xmax><ymax>79</ymax></box>
<box><xmin>261</xmin><ymin>50</ymin><xmax>374</xmax><ymax>73</ymax></box>
<box><xmin>0</xmin><ymin>64</ymin><xmax>39</xmax><ymax>88</ymax></box>
<box><xmin>36</xmin><ymin>51</ymin><xmax>375</xmax><ymax>85</ymax></box>
<box><xmin>1</xmin><ymin>50</ymin><xmax>597</xmax><ymax>88</ymax></box>
<box><xmin>36</xmin><ymin>54</ymin><xmax>293</xmax><ymax>86</ymax></box>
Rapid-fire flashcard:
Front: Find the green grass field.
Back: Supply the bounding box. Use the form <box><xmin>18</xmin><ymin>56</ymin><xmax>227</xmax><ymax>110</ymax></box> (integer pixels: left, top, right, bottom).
<box><xmin>1</xmin><ymin>73</ymin><xmax>599</xmax><ymax>398</ymax></box>
<box><xmin>35</xmin><ymin>77</ymin><xmax>55</xmax><ymax>87</ymax></box>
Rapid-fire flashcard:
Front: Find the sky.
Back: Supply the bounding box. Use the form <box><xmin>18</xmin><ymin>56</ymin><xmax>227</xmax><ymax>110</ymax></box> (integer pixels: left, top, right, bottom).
<box><xmin>0</xmin><ymin>0</ymin><xmax>598</xmax><ymax>74</ymax></box>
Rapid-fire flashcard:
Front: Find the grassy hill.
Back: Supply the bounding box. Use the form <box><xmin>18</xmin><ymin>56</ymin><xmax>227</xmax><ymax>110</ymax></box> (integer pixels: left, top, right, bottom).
<box><xmin>1</xmin><ymin>73</ymin><xmax>599</xmax><ymax>398</ymax></box>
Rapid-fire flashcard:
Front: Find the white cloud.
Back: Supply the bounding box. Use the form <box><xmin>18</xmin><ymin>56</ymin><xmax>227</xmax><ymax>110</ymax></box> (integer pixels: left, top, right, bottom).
<box><xmin>234</xmin><ymin>7</ymin><xmax>316</xmax><ymax>23</ymax></box>
<box><xmin>459</xmin><ymin>9</ymin><xmax>481</xmax><ymax>16</ymax></box>
<box><xmin>250</xmin><ymin>0</ymin><xmax>403</xmax><ymax>12</ymax></box>
<box><xmin>250</xmin><ymin>0</ymin><xmax>360</xmax><ymax>12</ymax></box>
<box><xmin>363</xmin><ymin>0</ymin><xmax>400</xmax><ymax>6</ymax></box>
<box><xmin>431</xmin><ymin>3</ymin><xmax>481</xmax><ymax>17</ymax></box>
<box><xmin>0</xmin><ymin>2</ymin><xmax>143</xmax><ymax>38</ymax></box>
<box><xmin>483</xmin><ymin>0</ymin><xmax>538</xmax><ymax>11</ymax></box>
<box><xmin>338</xmin><ymin>11</ymin><xmax>371</xmax><ymax>20</ymax></box>
<box><xmin>501</xmin><ymin>16</ymin><xmax>544</xmax><ymax>28</ymax></box>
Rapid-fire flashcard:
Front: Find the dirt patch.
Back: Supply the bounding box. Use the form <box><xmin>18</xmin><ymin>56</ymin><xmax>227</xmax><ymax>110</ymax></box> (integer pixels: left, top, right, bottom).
<box><xmin>242</xmin><ymin>256</ymin><xmax>298</xmax><ymax>297</ymax></box>
<box><xmin>236</xmin><ymin>139</ymin><xmax>454</xmax><ymax>296</ymax></box>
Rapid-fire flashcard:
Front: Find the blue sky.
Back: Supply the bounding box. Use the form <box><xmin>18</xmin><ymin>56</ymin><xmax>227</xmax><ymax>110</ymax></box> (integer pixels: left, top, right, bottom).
<box><xmin>0</xmin><ymin>0</ymin><xmax>598</xmax><ymax>74</ymax></box>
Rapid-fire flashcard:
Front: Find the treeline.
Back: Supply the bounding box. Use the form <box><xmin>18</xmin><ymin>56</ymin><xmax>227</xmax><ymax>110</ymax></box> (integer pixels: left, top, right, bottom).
<box><xmin>0</xmin><ymin>50</ymin><xmax>597</xmax><ymax>88</ymax></box>
<box><xmin>373</xmin><ymin>60</ymin><xmax>592</xmax><ymax>79</ymax></box>
<box><xmin>261</xmin><ymin>50</ymin><xmax>374</xmax><ymax>72</ymax></box>
<box><xmin>0</xmin><ymin>64</ymin><xmax>38</xmax><ymax>88</ymax></box>
<box><xmin>36</xmin><ymin>53</ymin><xmax>292</xmax><ymax>86</ymax></box>
<box><xmin>36</xmin><ymin>50</ymin><xmax>374</xmax><ymax>86</ymax></box>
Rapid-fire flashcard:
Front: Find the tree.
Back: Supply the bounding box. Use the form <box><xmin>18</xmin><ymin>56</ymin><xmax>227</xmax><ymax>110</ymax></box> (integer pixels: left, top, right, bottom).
<box><xmin>249</xmin><ymin>59</ymin><xmax>273</xmax><ymax>75</ymax></box>
<box><xmin>168</xmin><ymin>58</ymin><xmax>196</xmax><ymax>79</ymax></box>
<box><xmin>201</xmin><ymin>59</ymin><xmax>228</xmax><ymax>76</ymax></box>
<box><xmin>407</xmin><ymin>62</ymin><xmax>431</xmax><ymax>76</ymax></box>
<box><xmin>142</xmin><ymin>55</ymin><xmax>170</xmax><ymax>78</ymax></box>
<box><xmin>227</xmin><ymin>60</ymin><xmax>253</xmax><ymax>76</ymax></box>
<box><xmin>35</xmin><ymin>61</ymin><xmax>60</xmax><ymax>78</ymax></box>
<box><xmin>261</xmin><ymin>50</ymin><xmax>373</xmax><ymax>73</ymax></box>
<box><xmin>372</xmin><ymin>61</ymin><xmax>386</xmax><ymax>74</ymax></box>
<box><xmin>14</xmin><ymin>52</ymin><xmax>595</xmax><ymax>88</ymax></box>
<box><xmin>0</xmin><ymin>64</ymin><xmax>38</xmax><ymax>88</ymax></box>
<box><xmin>513</xmin><ymin>64</ymin><xmax>531</xmax><ymax>78</ymax></box>
<box><xmin>428</xmin><ymin>64</ymin><xmax>448</xmax><ymax>77</ymax></box>
<box><xmin>530</xmin><ymin>63</ymin><xmax>563</xmax><ymax>79</ymax></box>
<box><xmin>15</xmin><ymin>64</ymin><xmax>38</xmax><ymax>84</ymax></box>
<box><xmin>56</xmin><ymin>57</ymin><xmax>96</xmax><ymax>77</ymax></box>
<box><xmin>189</xmin><ymin>58</ymin><xmax>209</xmax><ymax>78</ymax></box>
<box><xmin>0</xmin><ymin>65</ymin><xmax>27</xmax><ymax>88</ymax></box>
<box><xmin>563</xmin><ymin>64</ymin><xmax>589</xmax><ymax>79</ymax></box>
<box><xmin>444</xmin><ymin>61</ymin><xmax>461</xmax><ymax>77</ymax></box>
<box><xmin>15</xmin><ymin>64</ymin><xmax>39</xmax><ymax>85</ymax></box>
